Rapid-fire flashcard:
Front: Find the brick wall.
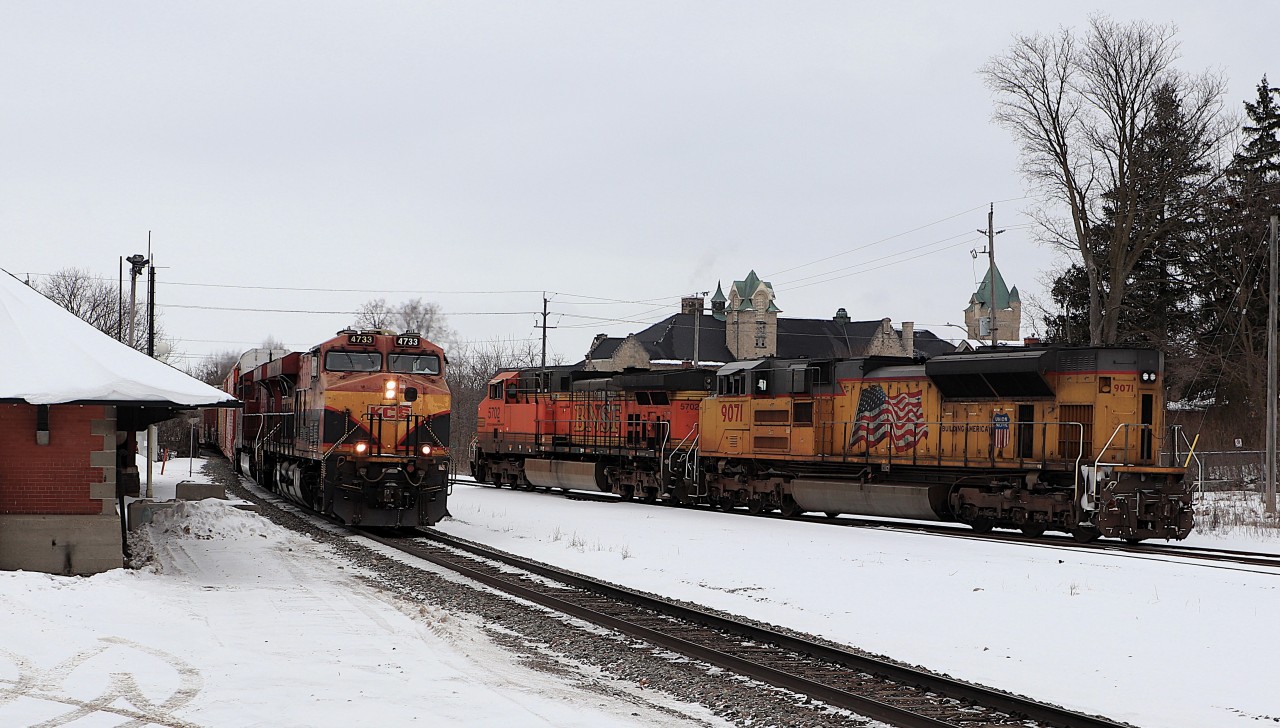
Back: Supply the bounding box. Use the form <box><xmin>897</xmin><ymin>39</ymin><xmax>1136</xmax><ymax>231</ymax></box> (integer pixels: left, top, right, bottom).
<box><xmin>0</xmin><ymin>404</ymin><xmax>113</xmax><ymax>516</ymax></box>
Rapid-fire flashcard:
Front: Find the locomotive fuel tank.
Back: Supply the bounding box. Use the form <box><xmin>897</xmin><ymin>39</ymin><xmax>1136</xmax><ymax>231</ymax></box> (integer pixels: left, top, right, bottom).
<box><xmin>524</xmin><ymin>459</ymin><xmax>608</xmax><ymax>492</ymax></box>
<box><xmin>789</xmin><ymin>479</ymin><xmax>951</xmax><ymax>521</ymax></box>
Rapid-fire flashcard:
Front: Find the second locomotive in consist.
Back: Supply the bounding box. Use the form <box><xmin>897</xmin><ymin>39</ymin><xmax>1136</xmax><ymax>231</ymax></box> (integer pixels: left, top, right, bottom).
<box><xmin>471</xmin><ymin>346</ymin><xmax>1193</xmax><ymax>543</ymax></box>
<box><xmin>219</xmin><ymin>329</ymin><xmax>451</xmax><ymax>527</ymax></box>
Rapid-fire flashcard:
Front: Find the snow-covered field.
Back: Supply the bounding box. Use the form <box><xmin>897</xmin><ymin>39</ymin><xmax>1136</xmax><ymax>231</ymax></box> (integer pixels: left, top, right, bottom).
<box><xmin>0</xmin><ymin>460</ymin><xmax>723</xmax><ymax>728</ymax></box>
<box><xmin>437</xmin><ymin>481</ymin><xmax>1280</xmax><ymax>728</ymax></box>
<box><xmin>2</xmin><ymin>457</ymin><xmax>1277</xmax><ymax>727</ymax></box>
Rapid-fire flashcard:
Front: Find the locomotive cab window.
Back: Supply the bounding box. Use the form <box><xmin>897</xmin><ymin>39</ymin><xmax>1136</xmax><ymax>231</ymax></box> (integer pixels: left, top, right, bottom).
<box><xmin>324</xmin><ymin>351</ymin><xmax>382</xmax><ymax>372</ymax></box>
<box><xmin>719</xmin><ymin>375</ymin><xmax>746</xmax><ymax>396</ymax></box>
<box><xmin>389</xmin><ymin>353</ymin><xmax>440</xmax><ymax>375</ymax></box>
<box><xmin>752</xmin><ymin>371</ymin><xmax>769</xmax><ymax>395</ymax></box>
<box><xmin>489</xmin><ymin>383</ymin><xmax>502</xmax><ymax>400</ymax></box>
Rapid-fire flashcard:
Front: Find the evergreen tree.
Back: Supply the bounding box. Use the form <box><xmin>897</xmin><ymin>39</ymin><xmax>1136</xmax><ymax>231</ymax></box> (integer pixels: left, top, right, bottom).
<box><xmin>1191</xmin><ymin>76</ymin><xmax>1280</xmax><ymax>422</ymax></box>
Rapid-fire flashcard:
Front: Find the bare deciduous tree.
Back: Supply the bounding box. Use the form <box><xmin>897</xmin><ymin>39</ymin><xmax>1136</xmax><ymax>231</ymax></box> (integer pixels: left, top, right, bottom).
<box><xmin>353</xmin><ymin>297</ymin><xmax>454</xmax><ymax>343</ymax></box>
<box><xmin>188</xmin><ymin>350</ymin><xmax>242</xmax><ymax>386</ymax></box>
<box><xmin>35</xmin><ymin>267</ymin><xmax>164</xmax><ymax>352</ymax></box>
<box><xmin>982</xmin><ymin>15</ymin><xmax>1228</xmax><ymax>344</ymax></box>
<box><xmin>397</xmin><ymin>298</ymin><xmax>454</xmax><ymax>343</ymax></box>
<box><xmin>352</xmin><ymin>298</ymin><xmax>397</xmax><ymax>330</ymax></box>
<box><xmin>445</xmin><ymin>337</ymin><xmax>544</xmax><ymax>471</ymax></box>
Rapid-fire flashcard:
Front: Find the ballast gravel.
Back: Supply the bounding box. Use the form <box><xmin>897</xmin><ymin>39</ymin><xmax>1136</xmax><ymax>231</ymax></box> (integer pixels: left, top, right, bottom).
<box><xmin>182</xmin><ymin>455</ymin><xmax>879</xmax><ymax>728</ymax></box>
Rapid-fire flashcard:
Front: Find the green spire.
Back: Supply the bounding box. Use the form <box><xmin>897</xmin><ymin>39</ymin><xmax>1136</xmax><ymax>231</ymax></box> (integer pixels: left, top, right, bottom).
<box><xmin>973</xmin><ymin>264</ymin><xmax>1016</xmax><ymax>310</ymax></box>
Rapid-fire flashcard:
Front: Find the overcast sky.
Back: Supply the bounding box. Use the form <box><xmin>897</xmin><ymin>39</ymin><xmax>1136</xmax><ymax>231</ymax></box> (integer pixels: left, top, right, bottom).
<box><xmin>1</xmin><ymin>2</ymin><xmax>1274</xmax><ymax>367</ymax></box>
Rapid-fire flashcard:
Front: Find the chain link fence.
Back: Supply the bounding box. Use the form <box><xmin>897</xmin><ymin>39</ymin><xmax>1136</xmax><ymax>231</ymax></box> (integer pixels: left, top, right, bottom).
<box><xmin>1182</xmin><ymin>449</ymin><xmax>1266</xmax><ymax>492</ymax></box>
<box><xmin>1178</xmin><ymin>449</ymin><xmax>1280</xmax><ymax>536</ymax></box>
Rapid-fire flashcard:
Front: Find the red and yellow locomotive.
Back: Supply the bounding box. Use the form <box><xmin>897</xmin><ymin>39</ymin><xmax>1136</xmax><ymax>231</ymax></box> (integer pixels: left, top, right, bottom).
<box><xmin>221</xmin><ymin>329</ymin><xmax>451</xmax><ymax>527</ymax></box>
<box><xmin>471</xmin><ymin>346</ymin><xmax>1194</xmax><ymax>542</ymax></box>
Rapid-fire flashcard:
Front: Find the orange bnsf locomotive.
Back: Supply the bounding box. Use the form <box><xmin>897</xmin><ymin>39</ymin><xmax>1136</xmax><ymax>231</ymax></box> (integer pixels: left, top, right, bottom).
<box><xmin>471</xmin><ymin>346</ymin><xmax>1194</xmax><ymax>543</ymax></box>
<box><xmin>472</xmin><ymin>366</ymin><xmax>712</xmax><ymax>500</ymax></box>
<box><xmin>220</xmin><ymin>329</ymin><xmax>451</xmax><ymax>527</ymax></box>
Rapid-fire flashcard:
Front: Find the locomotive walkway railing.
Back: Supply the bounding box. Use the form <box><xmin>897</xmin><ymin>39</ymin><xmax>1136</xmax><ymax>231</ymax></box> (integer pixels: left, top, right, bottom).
<box><xmin>1169</xmin><ymin>424</ymin><xmax>1206</xmax><ymax>492</ymax></box>
<box><xmin>825</xmin><ymin>418</ymin><xmax>1087</xmax><ymax>470</ymax></box>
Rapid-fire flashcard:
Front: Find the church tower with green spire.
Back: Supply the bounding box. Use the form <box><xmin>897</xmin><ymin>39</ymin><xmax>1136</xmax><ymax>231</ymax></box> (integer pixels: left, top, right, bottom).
<box><xmin>964</xmin><ymin>263</ymin><xmax>1021</xmax><ymax>341</ymax></box>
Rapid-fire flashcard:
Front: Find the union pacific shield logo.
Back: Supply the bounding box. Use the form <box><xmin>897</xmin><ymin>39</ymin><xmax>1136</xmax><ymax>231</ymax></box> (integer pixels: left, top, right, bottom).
<box><xmin>993</xmin><ymin>412</ymin><xmax>1011</xmax><ymax>449</ymax></box>
<box><xmin>849</xmin><ymin>385</ymin><xmax>928</xmax><ymax>452</ymax></box>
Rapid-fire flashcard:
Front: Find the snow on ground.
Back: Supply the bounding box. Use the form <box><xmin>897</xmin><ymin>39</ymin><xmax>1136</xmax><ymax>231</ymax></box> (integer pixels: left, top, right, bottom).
<box><xmin>0</xmin><ymin>458</ymin><xmax>724</xmax><ymax>728</ymax></box>
<box><xmin>4</xmin><ymin>455</ymin><xmax>1276</xmax><ymax>727</ymax></box>
<box><xmin>439</xmin><ymin>481</ymin><xmax>1280</xmax><ymax>728</ymax></box>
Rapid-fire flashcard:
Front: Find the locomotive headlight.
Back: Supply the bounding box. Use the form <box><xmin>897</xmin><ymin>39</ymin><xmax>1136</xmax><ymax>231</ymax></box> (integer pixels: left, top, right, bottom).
<box><xmin>384</xmin><ymin>379</ymin><xmax>398</xmax><ymax>399</ymax></box>
<box><xmin>1141</xmin><ymin>371</ymin><xmax>1157</xmax><ymax>383</ymax></box>
<box><xmin>354</xmin><ymin>441</ymin><xmax>369</xmax><ymax>454</ymax></box>
<box><xmin>420</xmin><ymin>444</ymin><xmax>433</xmax><ymax>456</ymax></box>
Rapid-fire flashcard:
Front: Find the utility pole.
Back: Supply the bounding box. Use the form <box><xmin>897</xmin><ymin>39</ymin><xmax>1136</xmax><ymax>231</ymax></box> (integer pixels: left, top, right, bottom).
<box><xmin>117</xmin><ymin>257</ymin><xmax>124</xmax><ymax>341</ymax></box>
<box><xmin>1268</xmin><ymin>215</ymin><xmax>1278</xmax><ymax>514</ymax></box>
<box><xmin>540</xmin><ymin>295</ymin><xmax>548</xmax><ymax>375</ymax></box>
<box><xmin>976</xmin><ymin>203</ymin><xmax>1005</xmax><ymax>348</ymax></box>
<box><xmin>537</xmin><ymin>294</ymin><xmax>556</xmax><ymax>389</ymax></box>
<box><xmin>147</xmin><ymin>253</ymin><xmax>156</xmax><ymax>358</ymax></box>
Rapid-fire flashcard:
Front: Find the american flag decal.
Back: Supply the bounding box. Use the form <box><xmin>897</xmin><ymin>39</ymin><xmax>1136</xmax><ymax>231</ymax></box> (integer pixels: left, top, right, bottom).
<box><xmin>849</xmin><ymin>385</ymin><xmax>928</xmax><ymax>452</ymax></box>
<box><xmin>993</xmin><ymin>412</ymin><xmax>1011</xmax><ymax>450</ymax></box>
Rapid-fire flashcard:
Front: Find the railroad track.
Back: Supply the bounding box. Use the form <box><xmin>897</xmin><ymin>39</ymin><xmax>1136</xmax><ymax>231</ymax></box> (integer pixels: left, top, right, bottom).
<box><xmin>364</xmin><ymin>526</ymin><xmax>1131</xmax><ymax>728</ymax></box>
<box><xmin>456</xmin><ymin>478</ymin><xmax>1280</xmax><ymax>572</ymax></box>
<box><xmin>219</xmin><ymin>465</ymin><xmax>1130</xmax><ymax>726</ymax></box>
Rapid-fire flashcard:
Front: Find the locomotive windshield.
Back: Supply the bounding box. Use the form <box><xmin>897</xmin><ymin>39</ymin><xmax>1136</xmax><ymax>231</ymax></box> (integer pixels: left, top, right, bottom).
<box><xmin>325</xmin><ymin>351</ymin><xmax>382</xmax><ymax>372</ymax></box>
<box><xmin>389</xmin><ymin>353</ymin><xmax>440</xmax><ymax>375</ymax></box>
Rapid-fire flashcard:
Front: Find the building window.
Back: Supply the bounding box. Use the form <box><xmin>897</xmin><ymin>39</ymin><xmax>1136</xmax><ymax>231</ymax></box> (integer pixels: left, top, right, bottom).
<box><xmin>755</xmin><ymin>320</ymin><xmax>766</xmax><ymax>348</ymax></box>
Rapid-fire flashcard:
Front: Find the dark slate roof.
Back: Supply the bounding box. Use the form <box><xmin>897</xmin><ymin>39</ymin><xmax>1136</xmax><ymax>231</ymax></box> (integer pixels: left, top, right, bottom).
<box><xmin>776</xmin><ymin>318</ymin><xmax>886</xmax><ymax>359</ymax></box>
<box><xmin>587</xmin><ymin>336</ymin><xmax>625</xmax><ymax>360</ymax></box>
<box><xmin>913</xmin><ymin>328</ymin><xmax>958</xmax><ymax>358</ymax></box>
<box><xmin>597</xmin><ymin>314</ymin><xmax>733</xmax><ymax>363</ymax></box>
<box><xmin>590</xmin><ymin>314</ymin><xmax>955</xmax><ymax>363</ymax></box>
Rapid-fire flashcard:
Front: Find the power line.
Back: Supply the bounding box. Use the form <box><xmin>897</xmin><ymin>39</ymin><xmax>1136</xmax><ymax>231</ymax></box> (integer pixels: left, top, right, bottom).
<box><xmin>766</xmin><ymin>196</ymin><xmax>1030</xmax><ymax>278</ymax></box>
<box><xmin>155</xmin><ymin>303</ymin><xmax>543</xmax><ymax>316</ymax></box>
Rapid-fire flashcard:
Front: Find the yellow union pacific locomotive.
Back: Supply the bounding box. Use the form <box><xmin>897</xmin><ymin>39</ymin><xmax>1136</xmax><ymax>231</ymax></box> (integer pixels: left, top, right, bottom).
<box><xmin>697</xmin><ymin>346</ymin><xmax>1192</xmax><ymax>542</ymax></box>
<box><xmin>223</xmin><ymin>329</ymin><xmax>451</xmax><ymax>527</ymax></box>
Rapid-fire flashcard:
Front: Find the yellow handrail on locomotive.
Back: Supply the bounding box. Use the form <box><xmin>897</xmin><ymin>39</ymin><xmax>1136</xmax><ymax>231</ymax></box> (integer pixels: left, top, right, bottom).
<box><xmin>824</xmin><ymin>418</ymin><xmax>1087</xmax><ymax>460</ymax></box>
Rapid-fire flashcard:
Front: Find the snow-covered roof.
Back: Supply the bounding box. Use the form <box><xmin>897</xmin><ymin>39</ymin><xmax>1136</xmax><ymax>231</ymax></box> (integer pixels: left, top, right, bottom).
<box><xmin>0</xmin><ymin>268</ymin><xmax>237</xmax><ymax>406</ymax></box>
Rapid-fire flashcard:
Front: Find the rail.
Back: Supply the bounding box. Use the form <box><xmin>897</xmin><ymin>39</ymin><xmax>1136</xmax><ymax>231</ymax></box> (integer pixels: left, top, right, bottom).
<box><xmin>380</xmin><ymin>529</ymin><xmax>1131</xmax><ymax>728</ymax></box>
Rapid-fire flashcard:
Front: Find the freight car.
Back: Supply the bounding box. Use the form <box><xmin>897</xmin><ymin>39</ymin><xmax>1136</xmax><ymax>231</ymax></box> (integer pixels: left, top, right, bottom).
<box><xmin>470</xmin><ymin>346</ymin><xmax>1194</xmax><ymax>543</ymax></box>
<box><xmin>220</xmin><ymin>330</ymin><xmax>451</xmax><ymax>527</ymax></box>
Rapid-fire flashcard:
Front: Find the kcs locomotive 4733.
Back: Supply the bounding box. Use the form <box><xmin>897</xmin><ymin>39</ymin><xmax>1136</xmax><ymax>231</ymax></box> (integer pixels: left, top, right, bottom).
<box><xmin>471</xmin><ymin>346</ymin><xmax>1193</xmax><ymax>543</ymax></box>
<box><xmin>218</xmin><ymin>329</ymin><xmax>451</xmax><ymax>527</ymax></box>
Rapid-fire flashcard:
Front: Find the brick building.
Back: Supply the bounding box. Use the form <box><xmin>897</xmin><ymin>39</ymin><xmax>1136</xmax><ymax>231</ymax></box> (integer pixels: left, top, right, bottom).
<box><xmin>585</xmin><ymin>270</ymin><xmax>954</xmax><ymax>370</ymax></box>
<box><xmin>0</xmin><ymin>270</ymin><xmax>235</xmax><ymax>575</ymax></box>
